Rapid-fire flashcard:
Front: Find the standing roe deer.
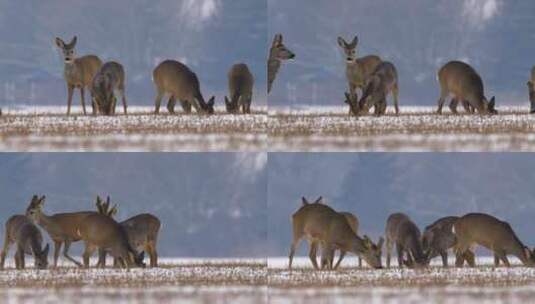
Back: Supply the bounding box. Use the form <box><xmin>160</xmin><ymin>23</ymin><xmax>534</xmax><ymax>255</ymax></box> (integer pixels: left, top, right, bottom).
<box><xmin>55</xmin><ymin>36</ymin><xmax>102</xmax><ymax>115</ymax></box>
<box><xmin>436</xmin><ymin>61</ymin><xmax>497</xmax><ymax>115</ymax></box>
<box><xmin>289</xmin><ymin>197</ymin><xmax>383</xmax><ymax>270</ymax></box>
<box><xmin>527</xmin><ymin>66</ymin><xmax>535</xmax><ymax>113</ymax></box>
<box><xmin>91</xmin><ymin>61</ymin><xmax>128</xmax><ymax>115</ymax></box>
<box><xmin>385</xmin><ymin>213</ymin><xmax>428</xmax><ymax>268</ymax></box>
<box><xmin>268</xmin><ymin>34</ymin><xmax>295</xmax><ymax>94</ymax></box>
<box><xmin>337</xmin><ymin>36</ymin><xmax>382</xmax><ymax>111</ymax></box>
<box><xmin>354</xmin><ymin>61</ymin><xmax>399</xmax><ymax>116</ymax></box>
<box><xmin>25</xmin><ymin>195</ymin><xmax>96</xmax><ymax>267</ymax></box>
<box><xmin>77</xmin><ymin>212</ymin><xmax>144</xmax><ymax>269</ymax></box>
<box><xmin>452</xmin><ymin>213</ymin><xmax>533</xmax><ymax>267</ymax></box>
<box><xmin>153</xmin><ymin>60</ymin><xmax>215</xmax><ymax>115</ymax></box>
<box><xmin>0</xmin><ymin>215</ymin><xmax>49</xmax><ymax>270</ymax></box>
<box><xmin>225</xmin><ymin>63</ymin><xmax>254</xmax><ymax>114</ymax></box>
<box><xmin>422</xmin><ymin>216</ymin><xmax>459</xmax><ymax>267</ymax></box>
<box><xmin>95</xmin><ymin>196</ymin><xmax>160</xmax><ymax>268</ymax></box>
<box><xmin>319</xmin><ymin>211</ymin><xmax>362</xmax><ymax>269</ymax></box>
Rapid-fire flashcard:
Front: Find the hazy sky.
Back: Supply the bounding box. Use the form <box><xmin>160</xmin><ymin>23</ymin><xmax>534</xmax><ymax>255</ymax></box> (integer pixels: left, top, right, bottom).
<box><xmin>0</xmin><ymin>0</ymin><xmax>267</xmax><ymax>107</ymax></box>
<box><xmin>0</xmin><ymin>153</ymin><xmax>267</xmax><ymax>257</ymax></box>
<box><xmin>268</xmin><ymin>153</ymin><xmax>535</xmax><ymax>256</ymax></box>
<box><xmin>268</xmin><ymin>0</ymin><xmax>535</xmax><ymax>107</ymax></box>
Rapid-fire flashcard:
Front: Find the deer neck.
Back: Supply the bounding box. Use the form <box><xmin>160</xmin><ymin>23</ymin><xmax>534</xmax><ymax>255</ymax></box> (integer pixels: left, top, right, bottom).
<box><xmin>34</xmin><ymin>211</ymin><xmax>57</xmax><ymax>233</ymax></box>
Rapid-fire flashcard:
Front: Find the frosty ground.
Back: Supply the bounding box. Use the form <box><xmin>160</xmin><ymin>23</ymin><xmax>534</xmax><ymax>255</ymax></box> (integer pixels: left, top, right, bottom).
<box><xmin>0</xmin><ymin>106</ymin><xmax>267</xmax><ymax>151</ymax></box>
<box><xmin>269</xmin><ymin>105</ymin><xmax>535</xmax><ymax>151</ymax></box>
<box><xmin>268</xmin><ymin>256</ymin><xmax>535</xmax><ymax>304</ymax></box>
<box><xmin>0</xmin><ymin>258</ymin><xmax>266</xmax><ymax>304</ymax></box>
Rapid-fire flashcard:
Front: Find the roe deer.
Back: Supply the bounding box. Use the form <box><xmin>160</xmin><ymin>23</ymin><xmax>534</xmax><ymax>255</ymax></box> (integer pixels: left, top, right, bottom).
<box><xmin>436</xmin><ymin>61</ymin><xmax>496</xmax><ymax>115</ymax></box>
<box><xmin>0</xmin><ymin>215</ymin><xmax>49</xmax><ymax>270</ymax></box>
<box><xmin>320</xmin><ymin>211</ymin><xmax>362</xmax><ymax>270</ymax></box>
<box><xmin>385</xmin><ymin>213</ymin><xmax>428</xmax><ymax>268</ymax></box>
<box><xmin>55</xmin><ymin>36</ymin><xmax>102</xmax><ymax>115</ymax></box>
<box><xmin>527</xmin><ymin>66</ymin><xmax>535</xmax><ymax>113</ymax></box>
<box><xmin>25</xmin><ymin>195</ymin><xmax>95</xmax><ymax>267</ymax></box>
<box><xmin>422</xmin><ymin>216</ymin><xmax>459</xmax><ymax>267</ymax></box>
<box><xmin>452</xmin><ymin>213</ymin><xmax>533</xmax><ymax>267</ymax></box>
<box><xmin>268</xmin><ymin>34</ymin><xmax>295</xmax><ymax>94</ymax></box>
<box><xmin>355</xmin><ymin>62</ymin><xmax>399</xmax><ymax>116</ymax></box>
<box><xmin>95</xmin><ymin>196</ymin><xmax>160</xmax><ymax>268</ymax></box>
<box><xmin>337</xmin><ymin>36</ymin><xmax>382</xmax><ymax>109</ymax></box>
<box><xmin>91</xmin><ymin>61</ymin><xmax>127</xmax><ymax>115</ymax></box>
<box><xmin>225</xmin><ymin>63</ymin><xmax>254</xmax><ymax>114</ymax></box>
<box><xmin>289</xmin><ymin>197</ymin><xmax>383</xmax><ymax>270</ymax></box>
<box><xmin>77</xmin><ymin>212</ymin><xmax>144</xmax><ymax>269</ymax></box>
<box><xmin>153</xmin><ymin>60</ymin><xmax>215</xmax><ymax>114</ymax></box>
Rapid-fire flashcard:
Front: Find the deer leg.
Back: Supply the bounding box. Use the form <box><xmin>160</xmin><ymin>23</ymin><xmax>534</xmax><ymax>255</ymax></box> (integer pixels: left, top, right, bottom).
<box><xmin>288</xmin><ymin>238</ymin><xmax>301</xmax><ymax>270</ymax></box>
<box><xmin>79</xmin><ymin>87</ymin><xmax>87</xmax><ymax>115</ymax></box>
<box><xmin>154</xmin><ymin>91</ymin><xmax>164</xmax><ymax>114</ymax></box>
<box><xmin>396</xmin><ymin>244</ymin><xmax>405</xmax><ymax>268</ymax></box>
<box><xmin>67</xmin><ymin>85</ymin><xmax>74</xmax><ymax>115</ymax></box>
<box><xmin>121</xmin><ymin>88</ymin><xmax>128</xmax><ymax>115</ymax></box>
<box><xmin>436</xmin><ymin>94</ymin><xmax>447</xmax><ymax>115</ymax></box>
<box><xmin>333</xmin><ymin>250</ymin><xmax>346</xmax><ymax>270</ymax></box>
<box><xmin>82</xmin><ymin>242</ymin><xmax>96</xmax><ymax>268</ymax></box>
<box><xmin>308</xmin><ymin>241</ymin><xmax>319</xmax><ymax>270</ymax></box>
<box><xmin>97</xmin><ymin>248</ymin><xmax>107</xmax><ymax>268</ymax></box>
<box><xmin>386</xmin><ymin>238</ymin><xmax>392</xmax><ymax>268</ymax></box>
<box><xmin>449</xmin><ymin>98</ymin><xmax>459</xmax><ymax>114</ymax></box>
<box><xmin>464</xmin><ymin>250</ymin><xmax>476</xmax><ymax>267</ymax></box>
<box><xmin>53</xmin><ymin>240</ymin><xmax>62</xmax><ymax>268</ymax></box>
<box><xmin>167</xmin><ymin>96</ymin><xmax>176</xmax><ymax>114</ymax></box>
<box><xmin>494</xmin><ymin>253</ymin><xmax>500</xmax><ymax>267</ymax></box>
<box><xmin>15</xmin><ymin>248</ymin><xmax>23</xmax><ymax>270</ymax></box>
<box><xmin>180</xmin><ymin>99</ymin><xmax>192</xmax><ymax>114</ymax></box>
<box><xmin>147</xmin><ymin>242</ymin><xmax>158</xmax><ymax>267</ymax></box>
<box><xmin>440</xmin><ymin>250</ymin><xmax>448</xmax><ymax>267</ymax></box>
<box><xmin>500</xmin><ymin>255</ymin><xmax>510</xmax><ymax>267</ymax></box>
<box><xmin>393</xmin><ymin>84</ymin><xmax>399</xmax><ymax>115</ymax></box>
<box><xmin>0</xmin><ymin>236</ymin><xmax>10</xmax><ymax>270</ymax></box>
<box><xmin>358</xmin><ymin>257</ymin><xmax>362</xmax><ymax>268</ymax></box>
<box><xmin>63</xmin><ymin>241</ymin><xmax>83</xmax><ymax>267</ymax></box>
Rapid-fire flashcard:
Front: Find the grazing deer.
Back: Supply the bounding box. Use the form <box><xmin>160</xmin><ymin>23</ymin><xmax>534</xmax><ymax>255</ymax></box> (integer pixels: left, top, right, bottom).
<box><xmin>452</xmin><ymin>213</ymin><xmax>533</xmax><ymax>267</ymax></box>
<box><xmin>0</xmin><ymin>215</ymin><xmax>49</xmax><ymax>270</ymax></box>
<box><xmin>153</xmin><ymin>60</ymin><xmax>215</xmax><ymax>115</ymax></box>
<box><xmin>354</xmin><ymin>62</ymin><xmax>399</xmax><ymax>116</ymax></box>
<box><xmin>55</xmin><ymin>36</ymin><xmax>102</xmax><ymax>115</ymax></box>
<box><xmin>436</xmin><ymin>61</ymin><xmax>497</xmax><ymax>115</ymax></box>
<box><xmin>77</xmin><ymin>212</ymin><xmax>144</xmax><ymax>269</ymax></box>
<box><xmin>25</xmin><ymin>195</ymin><xmax>95</xmax><ymax>267</ymax></box>
<box><xmin>268</xmin><ymin>34</ymin><xmax>295</xmax><ymax>94</ymax></box>
<box><xmin>385</xmin><ymin>213</ymin><xmax>428</xmax><ymax>268</ymax></box>
<box><xmin>337</xmin><ymin>36</ymin><xmax>382</xmax><ymax>110</ymax></box>
<box><xmin>91</xmin><ymin>61</ymin><xmax>128</xmax><ymax>115</ymax></box>
<box><xmin>422</xmin><ymin>216</ymin><xmax>459</xmax><ymax>267</ymax></box>
<box><xmin>289</xmin><ymin>197</ymin><xmax>383</xmax><ymax>270</ymax></box>
<box><xmin>527</xmin><ymin>66</ymin><xmax>535</xmax><ymax>113</ymax></box>
<box><xmin>225</xmin><ymin>63</ymin><xmax>254</xmax><ymax>114</ymax></box>
<box><xmin>320</xmin><ymin>211</ymin><xmax>362</xmax><ymax>270</ymax></box>
<box><xmin>95</xmin><ymin>196</ymin><xmax>160</xmax><ymax>268</ymax></box>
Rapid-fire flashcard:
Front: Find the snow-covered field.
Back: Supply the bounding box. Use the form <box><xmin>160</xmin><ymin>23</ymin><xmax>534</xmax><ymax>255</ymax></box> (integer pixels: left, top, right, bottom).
<box><xmin>0</xmin><ymin>258</ymin><xmax>267</xmax><ymax>304</ymax></box>
<box><xmin>0</xmin><ymin>106</ymin><xmax>267</xmax><ymax>151</ymax></box>
<box><xmin>268</xmin><ymin>256</ymin><xmax>535</xmax><ymax>303</ymax></box>
<box><xmin>268</xmin><ymin>105</ymin><xmax>535</xmax><ymax>151</ymax></box>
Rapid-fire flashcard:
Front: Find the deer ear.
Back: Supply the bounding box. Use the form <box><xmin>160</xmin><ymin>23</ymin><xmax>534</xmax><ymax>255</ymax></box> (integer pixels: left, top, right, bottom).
<box><xmin>313</xmin><ymin>196</ymin><xmax>322</xmax><ymax>204</ymax></box>
<box><xmin>42</xmin><ymin>243</ymin><xmax>50</xmax><ymax>256</ymax></box>
<box><xmin>337</xmin><ymin>36</ymin><xmax>346</xmax><ymax>48</ymax></box>
<box><xmin>489</xmin><ymin>96</ymin><xmax>495</xmax><ymax>110</ymax></box>
<box><xmin>273</xmin><ymin>33</ymin><xmax>283</xmax><ymax>47</ymax></box>
<box><xmin>38</xmin><ymin>196</ymin><xmax>45</xmax><ymax>205</ymax></box>
<box><xmin>301</xmin><ymin>197</ymin><xmax>309</xmax><ymax>205</ymax></box>
<box><xmin>69</xmin><ymin>36</ymin><xmax>77</xmax><ymax>47</ymax></box>
<box><xmin>224</xmin><ymin>96</ymin><xmax>230</xmax><ymax>106</ymax></box>
<box><xmin>55</xmin><ymin>37</ymin><xmax>65</xmax><ymax>48</ymax></box>
<box><xmin>208</xmin><ymin>96</ymin><xmax>215</xmax><ymax>107</ymax></box>
<box><xmin>350</xmin><ymin>36</ymin><xmax>359</xmax><ymax>48</ymax></box>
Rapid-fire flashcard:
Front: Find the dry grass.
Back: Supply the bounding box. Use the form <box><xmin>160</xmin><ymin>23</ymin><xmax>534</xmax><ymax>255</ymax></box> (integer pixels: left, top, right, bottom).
<box><xmin>268</xmin><ymin>106</ymin><xmax>535</xmax><ymax>151</ymax></box>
